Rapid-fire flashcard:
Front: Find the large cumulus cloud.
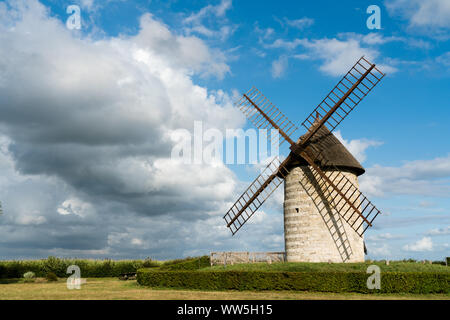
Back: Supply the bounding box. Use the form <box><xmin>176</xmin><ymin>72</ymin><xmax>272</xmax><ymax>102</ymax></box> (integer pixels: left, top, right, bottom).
<box><xmin>0</xmin><ymin>0</ymin><xmax>284</xmax><ymax>259</ymax></box>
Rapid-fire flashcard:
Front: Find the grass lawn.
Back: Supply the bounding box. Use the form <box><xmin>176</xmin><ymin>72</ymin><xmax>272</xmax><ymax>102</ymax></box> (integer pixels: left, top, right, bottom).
<box><xmin>0</xmin><ymin>278</ymin><xmax>448</xmax><ymax>300</ymax></box>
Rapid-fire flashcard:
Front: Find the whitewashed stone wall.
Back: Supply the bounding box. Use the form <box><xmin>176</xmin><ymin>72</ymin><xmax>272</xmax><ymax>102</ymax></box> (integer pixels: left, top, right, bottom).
<box><xmin>284</xmin><ymin>166</ymin><xmax>364</xmax><ymax>263</ymax></box>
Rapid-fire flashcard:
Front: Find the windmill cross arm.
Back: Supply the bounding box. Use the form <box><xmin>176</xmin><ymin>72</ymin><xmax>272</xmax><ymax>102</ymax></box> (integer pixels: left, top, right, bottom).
<box><xmin>243</xmin><ymin>94</ymin><xmax>295</xmax><ymax>146</ymax></box>
<box><xmin>299</xmin><ymin>151</ymin><xmax>372</xmax><ymax>227</ymax></box>
<box><xmin>299</xmin><ymin>62</ymin><xmax>376</xmax><ymax>148</ymax></box>
<box><xmin>226</xmin><ymin>171</ymin><xmax>276</xmax><ymax>228</ymax></box>
<box><xmin>226</xmin><ymin>155</ymin><xmax>292</xmax><ymax>228</ymax></box>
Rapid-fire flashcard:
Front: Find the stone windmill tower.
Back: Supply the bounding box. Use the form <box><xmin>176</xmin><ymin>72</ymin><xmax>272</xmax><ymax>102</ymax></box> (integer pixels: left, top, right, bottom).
<box><xmin>283</xmin><ymin>124</ymin><xmax>366</xmax><ymax>262</ymax></box>
<box><xmin>223</xmin><ymin>57</ymin><xmax>385</xmax><ymax>263</ymax></box>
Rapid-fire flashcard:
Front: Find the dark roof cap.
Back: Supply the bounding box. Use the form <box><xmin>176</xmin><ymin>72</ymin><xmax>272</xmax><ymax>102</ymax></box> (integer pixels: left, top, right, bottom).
<box><xmin>286</xmin><ymin>124</ymin><xmax>365</xmax><ymax>176</ymax></box>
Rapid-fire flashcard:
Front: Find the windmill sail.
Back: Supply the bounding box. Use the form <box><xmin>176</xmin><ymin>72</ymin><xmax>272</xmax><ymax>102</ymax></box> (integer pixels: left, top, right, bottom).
<box><xmin>300</xmin><ymin>56</ymin><xmax>384</xmax><ymax>143</ymax></box>
<box><xmin>303</xmin><ymin>160</ymin><xmax>381</xmax><ymax>236</ymax></box>
<box><xmin>223</xmin><ymin>156</ymin><xmax>290</xmax><ymax>235</ymax></box>
<box><xmin>297</xmin><ymin>135</ymin><xmax>381</xmax><ymax>236</ymax></box>
<box><xmin>236</xmin><ymin>87</ymin><xmax>298</xmax><ymax>147</ymax></box>
<box><xmin>225</xmin><ymin>56</ymin><xmax>385</xmax><ymax>241</ymax></box>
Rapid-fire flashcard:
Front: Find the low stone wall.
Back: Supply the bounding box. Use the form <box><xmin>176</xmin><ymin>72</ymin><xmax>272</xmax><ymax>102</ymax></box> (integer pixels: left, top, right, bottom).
<box><xmin>210</xmin><ymin>252</ymin><xmax>286</xmax><ymax>266</ymax></box>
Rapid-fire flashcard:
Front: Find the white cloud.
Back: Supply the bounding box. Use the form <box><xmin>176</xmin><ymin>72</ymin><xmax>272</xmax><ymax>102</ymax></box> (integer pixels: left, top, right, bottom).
<box><xmin>183</xmin><ymin>0</ymin><xmax>236</xmax><ymax>40</ymax></box>
<box><xmin>292</xmin><ymin>53</ymin><xmax>309</xmax><ymax>60</ymax></box>
<box><xmin>283</xmin><ymin>17</ymin><xmax>314</xmax><ymax>30</ymax></box>
<box><xmin>57</xmin><ymin>198</ymin><xmax>94</xmax><ymax>218</ymax></box>
<box><xmin>0</xmin><ymin>0</ymin><xmax>252</xmax><ymax>259</ymax></box>
<box><xmin>80</xmin><ymin>0</ymin><xmax>94</xmax><ymax>11</ymax></box>
<box><xmin>339</xmin><ymin>32</ymin><xmax>403</xmax><ymax>46</ymax></box>
<box><xmin>361</xmin><ymin>33</ymin><xmax>395</xmax><ymax>45</ymax></box>
<box><xmin>426</xmin><ymin>226</ymin><xmax>450</xmax><ymax>236</ymax></box>
<box><xmin>266</xmin><ymin>35</ymin><xmax>397</xmax><ymax>76</ymax></box>
<box><xmin>107</xmin><ymin>232</ymin><xmax>129</xmax><ymax>246</ymax></box>
<box><xmin>359</xmin><ymin>155</ymin><xmax>450</xmax><ymax>197</ymax></box>
<box><xmin>135</xmin><ymin>13</ymin><xmax>231</xmax><ymax>79</ymax></box>
<box><xmin>366</xmin><ymin>233</ymin><xmax>403</xmax><ymax>241</ymax></box>
<box><xmin>186</xmin><ymin>25</ymin><xmax>215</xmax><ymax>37</ymax></box>
<box><xmin>298</xmin><ymin>37</ymin><xmax>396</xmax><ymax>76</ymax></box>
<box><xmin>252</xmin><ymin>49</ymin><xmax>267</xmax><ymax>58</ymax></box>
<box><xmin>339</xmin><ymin>31</ymin><xmax>432</xmax><ymax>50</ymax></box>
<box><xmin>262</xmin><ymin>28</ymin><xmax>275</xmax><ymax>39</ymax></box>
<box><xmin>386</xmin><ymin>0</ymin><xmax>450</xmax><ymax>28</ymax></box>
<box><xmin>369</xmin><ymin>243</ymin><xmax>391</xmax><ymax>256</ymax></box>
<box><xmin>184</xmin><ymin>0</ymin><xmax>232</xmax><ymax>24</ymax></box>
<box><xmin>254</xmin><ymin>24</ymin><xmax>275</xmax><ymax>42</ymax></box>
<box><xmin>403</xmin><ymin>237</ymin><xmax>433</xmax><ymax>252</ymax></box>
<box><xmin>131</xmin><ymin>238</ymin><xmax>144</xmax><ymax>246</ymax></box>
<box><xmin>418</xmin><ymin>201</ymin><xmax>435</xmax><ymax>208</ymax></box>
<box><xmin>266</xmin><ymin>38</ymin><xmax>305</xmax><ymax>50</ymax></box>
<box><xmin>436</xmin><ymin>52</ymin><xmax>450</xmax><ymax>67</ymax></box>
<box><xmin>385</xmin><ymin>0</ymin><xmax>450</xmax><ymax>37</ymax></box>
<box><xmin>184</xmin><ymin>24</ymin><xmax>237</xmax><ymax>42</ymax></box>
<box><xmin>404</xmin><ymin>38</ymin><xmax>433</xmax><ymax>49</ymax></box>
<box><xmin>16</xmin><ymin>214</ymin><xmax>47</xmax><ymax>226</ymax></box>
<box><xmin>214</xmin><ymin>0</ymin><xmax>233</xmax><ymax>17</ymax></box>
<box><xmin>334</xmin><ymin>131</ymin><xmax>383</xmax><ymax>163</ymax></box>
<box><xmin>271</xmin><ymin>55</ymin><xmax>288</xmax><ymax>78</ymax></box>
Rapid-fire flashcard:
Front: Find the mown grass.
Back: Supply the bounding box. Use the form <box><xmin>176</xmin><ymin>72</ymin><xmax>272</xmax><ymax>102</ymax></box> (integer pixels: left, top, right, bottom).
<box><xmin>0</xmin><ymin>278</ymin><xmax>448</xmax><ymax>300</ymax></box>
<box><xmin>201</xmin><ymin>261</ymin><xmax>450</xmax><ymax>273</ymax></box>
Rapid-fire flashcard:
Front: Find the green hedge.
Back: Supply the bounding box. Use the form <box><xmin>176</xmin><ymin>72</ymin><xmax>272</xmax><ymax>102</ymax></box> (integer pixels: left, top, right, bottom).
<box><xmin>137</xmin><ymin>270</ymin><xmax>450</xmax><ymax>294</ymax></box>
<box><xmin>0</xmin><ymin>257</ymin><xmax>151</xmax><ymax>278</ymax></box>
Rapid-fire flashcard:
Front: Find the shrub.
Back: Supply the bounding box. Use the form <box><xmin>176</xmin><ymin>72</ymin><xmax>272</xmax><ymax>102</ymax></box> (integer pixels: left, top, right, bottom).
<box><xmin>45</xmin><ymin>272</ymin><xmax>58</xmax><ymax>282</ymax></box>
<box><xmin>43</xmin><ymin>257</ymin><xmax>67</xmax><ymax>277</ymax></box>
<box><xmin>143</xmin><ymin>258</ymin><xmax>159</xmax><ymax>268</ymax></box>
<box><xmin>160</xmin><ymin>256</ymin><xmax>210</xmax><ymax>271</ymax></box>
<box><xmin>23</xmin><ymin>271</ymin><xmax>36</xmax><ymax>283</ymax></box>
<box><xmin>2</xmin><ymin>261</ymin><xmax>25</xmax><ymax>278</ymax></box>
<box><xmin>137</xmin><ymin>270</ymin><xmax>450</xmax><ymax>294</ymax></box>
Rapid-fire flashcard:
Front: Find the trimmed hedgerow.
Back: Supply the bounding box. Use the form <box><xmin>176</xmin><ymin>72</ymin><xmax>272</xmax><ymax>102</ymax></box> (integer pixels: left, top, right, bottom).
<box><xmin>137</xmin><ymin>270</ymin><xmax>450</xmax><ymax>294</ymax></box>
<box><xmin>204</xmin><ymin>261</ymin><xmax>450</xmax><ymax>273</ymax></box>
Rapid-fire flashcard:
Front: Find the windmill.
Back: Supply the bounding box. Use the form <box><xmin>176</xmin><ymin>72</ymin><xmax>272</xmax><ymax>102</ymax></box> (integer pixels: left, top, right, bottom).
<box><xmin>223</xmin><ymin>57</ymin><xmax>385</xmax><ymax>263</ymax></box>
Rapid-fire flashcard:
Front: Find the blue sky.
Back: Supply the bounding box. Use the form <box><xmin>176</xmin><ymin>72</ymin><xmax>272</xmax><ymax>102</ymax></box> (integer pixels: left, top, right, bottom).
<box><xmin>0</xmin><ymin>0</ymin><xmax>448</xmax><ymax>261</ymax></box>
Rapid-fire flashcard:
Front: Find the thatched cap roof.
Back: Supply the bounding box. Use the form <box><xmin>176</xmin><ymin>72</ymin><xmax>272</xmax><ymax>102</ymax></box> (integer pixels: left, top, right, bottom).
<box><xmin>285</xmin><ymin>123</ymin><xmax>365</xmax><ymax>176</ymax></box>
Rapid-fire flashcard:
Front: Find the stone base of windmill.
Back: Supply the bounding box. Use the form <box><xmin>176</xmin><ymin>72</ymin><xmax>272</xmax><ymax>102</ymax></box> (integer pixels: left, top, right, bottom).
<box><xmin>284</xmin><ymin>166</ymin><xmax>365</xmax><ymax>263</ymax></box>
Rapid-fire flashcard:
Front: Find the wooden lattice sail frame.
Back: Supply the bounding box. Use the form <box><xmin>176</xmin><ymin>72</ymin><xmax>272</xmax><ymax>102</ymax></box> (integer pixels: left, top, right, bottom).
<box><xmin>224</xmin><ymin>57</ymin><xmax>385</xmax><ymax>241</ymax></box>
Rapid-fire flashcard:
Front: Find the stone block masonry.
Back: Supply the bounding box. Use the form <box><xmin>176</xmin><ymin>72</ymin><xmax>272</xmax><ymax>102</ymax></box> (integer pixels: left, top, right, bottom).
<box><xmin>284</xmin><ymin>166</ymin><xmax>364</xmax><ymax>263</ymax></box>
